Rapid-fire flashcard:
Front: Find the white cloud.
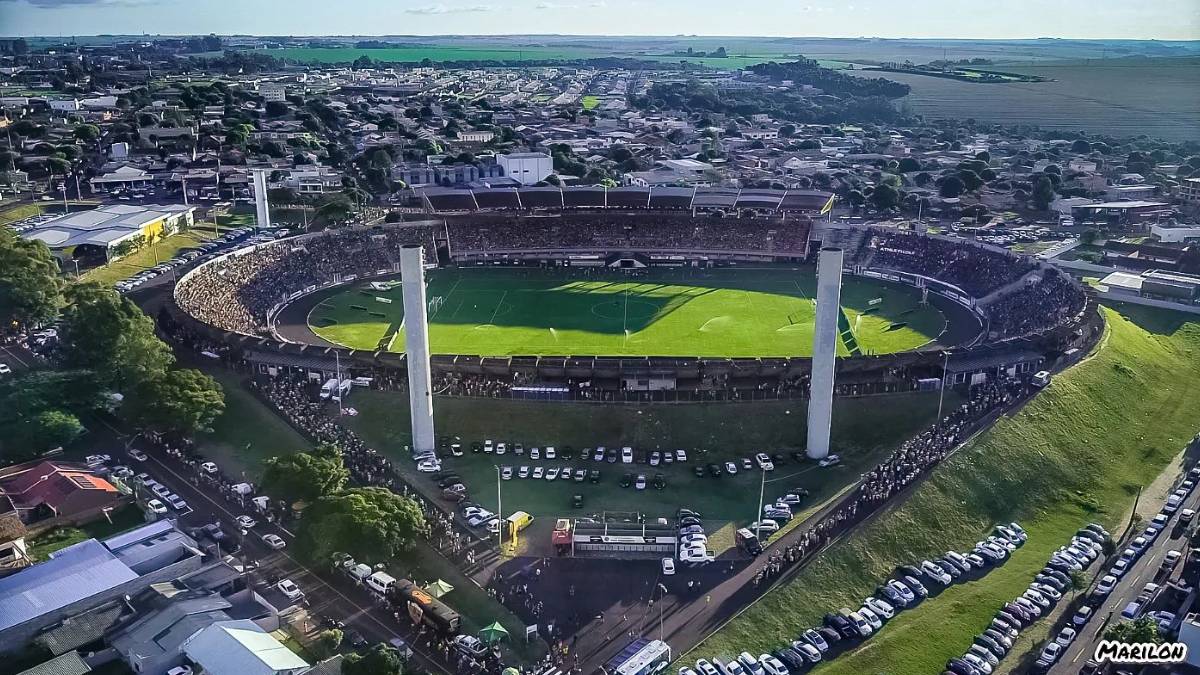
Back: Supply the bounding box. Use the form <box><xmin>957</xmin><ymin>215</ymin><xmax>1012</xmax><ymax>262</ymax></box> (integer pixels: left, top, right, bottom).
<box><xmin>403</xmin><ymin>3</ymin><xmax>493</xmax><ymax>14</ymax></box>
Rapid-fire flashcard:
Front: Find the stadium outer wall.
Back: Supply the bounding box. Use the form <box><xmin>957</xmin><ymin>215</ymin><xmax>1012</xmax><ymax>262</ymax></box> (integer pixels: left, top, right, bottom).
<box><xmin>167</xmin><ymin>221</ymin><xmax>1103</xmax><ymax>402</ymax></box>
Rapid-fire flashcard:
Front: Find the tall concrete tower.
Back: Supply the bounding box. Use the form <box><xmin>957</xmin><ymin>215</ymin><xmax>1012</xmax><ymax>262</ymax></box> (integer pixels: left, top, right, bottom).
<box><xmin>252</xmin><ymin>169</ymin><xmax>272</xmax><ymax>231</ymax></box>
<box><xmin>400</xmin><ymin>244</ymin><xmax>436</xmax><ymax>452</ymax></box>
<box><xmin>807</xmin><ymin>247</ymin><xmax>844</xmax><ymax>460</ymax></box>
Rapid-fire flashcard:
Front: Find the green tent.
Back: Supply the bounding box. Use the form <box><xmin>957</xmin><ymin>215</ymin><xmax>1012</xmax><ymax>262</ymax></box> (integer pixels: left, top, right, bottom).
<box><xmin>480</xmin><ymin>622</ymin><xmax>510</xmax><ymax>644</ymax></box>
<box><xmin>424</xmin><ymin>579</ymin><xmax>455</xmax><ymax>599</ymax></box>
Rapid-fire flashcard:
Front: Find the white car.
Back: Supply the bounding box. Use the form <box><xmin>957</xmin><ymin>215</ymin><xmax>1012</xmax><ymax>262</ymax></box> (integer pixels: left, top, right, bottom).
<box><xmin>484</xmin><ymin>439</ymin><xmax>494</xmax><ymax>453</ymax></box>
<box><xmin>749</xmin><ymin>520</ymin><xmax>779</xmax><ymax>535</ymax></box>
<box><xmin>200</xmin><ymin>461</ymin><xmax>219</xmax><ymax>474</ymax></box>
<box><xmin>921</xmin><ymin>560</ymin><xmax>952</xmax><ymax>585</ymax></box>
<box><xmin>546</xmin><ymin>446</ymin><xmax>557</xmax><ymax>459</ymax></box>
<box><xmin>146</xmin><ymin>498</ymin><xmax>168</xmax><ymax>515</ymax></box>
<box><xmin>758</xmin><ymin>654</ymin><xmax>788</xmax><ymax>675</ymax></box>
<box><xmin>129</xmin><ymin>449</ymin><xmax>148</xmax><ymax>462</ymax></box>
<box><xmin>695</xmin><ymin>660</ymin><xmax>719</xmax><ymax>675</ymax></box>
<box><xmin>818</xmin><ymin>454</ymin><xmax>842</xmax><ymax>467</ymax></box>
<box><xmin>518</xmin><ymin>466</ymin><xmax>530</xmax><ymax>478</ymax></box>
<box><xmin>532</xmin><ymin>466</ymin><xmax>544</xmax><ymax>479</ymax></box>
<box><xmin>863</xmin><ymin>596</ymin><xmax>894</xmax><ymax>619</ymax></box>
<box><xmin>530</xmin><ymin>447</ymin><xmax>541</xmax><ymax>460</ymax></box>
<box><xmin>546</xmin><ymin>467</ymin><xmax>560</xmax><ymax>480</ymax></box>
<box><xmin>166</xmin><ymin>667</ymin><xmax>193</xmax><ymax>675</ymax></box>
<box><xmin>621</xmin><ymin>447</ymin><xmax>633</xmax><ymax>463</ymax></box>
<box><xmin>755</xmin><ymin>453</ymin><xmax>774</xmax><ymax>471</ymax></box>
<box><xmin>262</xmin><ymin>533</ymin><xmax>287</xmax><ymax>550</ymax></box>
<box><xmin>166</xmin><ymin>494</ymin><xmax>189</xmax><ymax>511</ymax></box>
<box><xmin>635</xmin><ymin>474</ymin><xmax>647</xmax><ymax>490</ymax></box>
<box><xmin>725</xmin><ymin>462</ymin><xmax>738</xmax><ymax>475</ymax></box>
<box><xmin>1055</xmin><ymin>626</ymin><xmax>1077</xmax><ymax>647</ymax></box>
<box><xmin>85</xmin><ymin>454</ymin><xmax>112</xmax><ymax>465</ymax></box>
<box><xmin>0</xmin><ymin>364</ymin><xmax>10</xmax><ymax>375</ymax></box>
<box><xmin>961</xmin><ymin>652</ymin><xmax>993</xmax><ymax>675</ymax></box>
<box><xmin>496</xmin><ymin>442</ymin><xmax>507</xmax><ymax>455</ymax></box>
<box><xmin>662</xmin><ymin>557</ymin><xmax>676</xmax><ymax>575</ymax></box>
<box><xmin>501</xmin><ymin>466</ymin><xmax>514</xmax><ymax>480</ymax></box>
<box><xmin>800</xmin><ymin>628</ymin><xmax>829</xmax><ymax>653</ymax></box>
<box><xmin>1095</xmin><ymin>574</ymin><xmax>1118</xmax><ymax>595</ymax></box>
<box><xmin>235</xmin><ymin>515</ymin><xmax>257</xmax><ymax>529</ymax></box>
<box><xmin>675</xmin><ymin>449</ymin><xmax>688</xmax><ymax>462</ymax></box>
<box><xmin>858</xmin><ymin>606</ymin><xmax>884</xmax><ymax>630</ymax></box>
<box><xmin>277</xmin><ymin>579</ymin><xmax>304</xmax><ymax>600</ymax></box>
<box><xmin>417</xmin><ymin>459</ymin><xmax>441</xmax><ymax>473</ymax></box>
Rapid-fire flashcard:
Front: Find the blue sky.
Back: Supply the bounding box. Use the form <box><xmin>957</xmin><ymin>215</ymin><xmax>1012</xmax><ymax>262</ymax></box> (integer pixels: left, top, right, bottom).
<box><xmin>0</xmin><ymin>0</ymin><xmax>1197</xmax><ymax>39</ymax></box>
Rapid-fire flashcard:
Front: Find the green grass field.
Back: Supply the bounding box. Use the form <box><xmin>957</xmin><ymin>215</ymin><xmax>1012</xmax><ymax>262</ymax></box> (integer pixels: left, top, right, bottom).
<box><xmin>309</xmin><ymin>267</ymin><xmax>946</xmax><ymax>357</ymax></box>
<box><xmin>687</xmin><ymin>303</ymin><xmax>1200</xmax><ymax>674</ymax></box>
<box><xmin>0</xmin><ymin>202</ymin><xmax>43</xmax><ymax>227</ymax></box>
<box><xmin>26</xmin><ymin>504</ymin><xmax>145</xmax><ymax>561</ymax></box>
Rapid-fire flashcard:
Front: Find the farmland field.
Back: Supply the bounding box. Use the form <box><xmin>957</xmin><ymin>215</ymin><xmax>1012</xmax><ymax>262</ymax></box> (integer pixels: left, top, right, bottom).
<box><xmin>867</xmin><ymin>57</ymin><xmax>1200</xmax><ymax>141</ymax></box>
<box><xmin>687</xmin><ymin>304</ymin><xmax>1200</xmax><ymax>674</ymax></box>
<box><xmin>306</xmin><ymin>266</ymin><xmax>949</xmax><ymax>358</ymax></box>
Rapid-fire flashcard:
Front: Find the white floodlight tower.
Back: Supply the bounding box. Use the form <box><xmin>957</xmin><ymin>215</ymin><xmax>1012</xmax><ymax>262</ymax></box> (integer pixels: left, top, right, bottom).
<box><xmin>252</xmin><ymin>169</ymin><xmax>272</xmax><ymax>231</ymax></box>
<box><xmin>806</xmin><ymin>247</ymin><xmax>844</xmax><ymax>460</ymax></box>
<box><xmin>400</xmin><ymin>244</ymin><xmax>436</xmax><ymax>452</ymax></box>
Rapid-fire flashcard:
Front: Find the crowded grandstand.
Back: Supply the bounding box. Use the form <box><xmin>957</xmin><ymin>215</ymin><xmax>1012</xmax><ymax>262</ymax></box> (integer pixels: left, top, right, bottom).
<box><xmin>174</xmin><ymin>213</ymin><xmax>1089</xmax><ymax>352</ymax></box>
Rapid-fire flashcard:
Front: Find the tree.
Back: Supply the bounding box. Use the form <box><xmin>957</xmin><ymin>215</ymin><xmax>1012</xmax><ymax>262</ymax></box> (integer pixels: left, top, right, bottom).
<box><xmin>128</xmin><ymin>368</ymin><xmax>225</xmax><ymax>434</ymax></box>
<box><xmin>938</xmin><ymin>175</ymin><xmax>965</xmax><ymax>198</ymax></box>
<box><xmin>342</xmin><ymin>644</ymin><xmax>404</xmax><ymax>675</ymax></box>
<box><xmin>59</xmin><ymin>283</ymin><xmax>174</xmax><ymax>388</ymax></box>
<box><xmin>870</xmin><ymin>183</ymin><xmax>900</xmax><ymax>210</ymax></box>
<box><xmin>265</xmin><ymin>101</ymin><xmax>289</xmax><ymax>118</ymax></box>
<box><xmin>32</xmin><ymin>410</ymin><xmax>85</xmax><ymax>450</ymax></box>
<box><xmin>1032</xmin><ymin>175</ymin><xmax>1056</xmax><ymax>210</ymax></box>
<box><xmin>261</xmin><ymin>444</ymin><xmax>350</xmax><ymax>506</ymax></box>
<box><xmin>316</xmin><ymin>193</ymin><xmax>355</xmax><ymax>223</ymax></box>
<box><xmin>1071</xmin><ymin>139</ymin><xmax>1092</xmax><ymax>154</ymax></box>
<box><xmin>958</xmin><ymin>169</ymin><xmax>984</xmax><ymax>192</ymax></box>
<box><xmin>299</xmin><ymin>487</ymin><xmax>426</xmax><ymax>564</ymax></box>
<box><xmin>268</xmin><ymin>187</ymin><xmax>297</xmax><ymax>204</ymax></box>
<box><xmin>897</xmin><ymin>157</ymin><xmax>921</xmax><ymax>173</ymax></box>
<box><xmin>313</xmin><ymin>629</ymin><xmax>344</xmax><ymax>659</ymax></box>
<box><xmin>1069</xmin><ymin>569</ymin><xmax>1088</xmax><ymax>595</ymax></box>
<box><xmin>73</xmin><ymin>124</ymin><xmax>101</xmax><ymax>143</ymax></box>
<box><xmin>779</xmin><ymin>124</ymin><xmax>796</xmax><ymax>138</ymax></box>
<box><xmin>0</xmin><ymin>229</ymin><xmax>64</xmax><ymax>332</ymax></box>
<box><xmin>1104</xmin><ymin>617</ymin><xmax>1162</xmax><ymax>645</ymax></box>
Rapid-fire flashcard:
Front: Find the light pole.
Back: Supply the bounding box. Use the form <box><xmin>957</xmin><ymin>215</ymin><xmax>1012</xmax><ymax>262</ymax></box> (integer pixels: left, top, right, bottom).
<box><xmin>936</xmin><ymin>350</ymin><xmax>950</xmax><ymax>426</ymax></box>
<box><xmin>495</xmin><ymin>465</ymin><xmax>503</xmax><ymax>552</ymax></box>
<box><xmin>755</xmin><ymin>467</ymin><xmax>766</xmax><ymax>540</ymax></box>
<box><xmin>656</xmin><ymin>582</ymin><xmax>668</xmax><ymax>641</ymax></box>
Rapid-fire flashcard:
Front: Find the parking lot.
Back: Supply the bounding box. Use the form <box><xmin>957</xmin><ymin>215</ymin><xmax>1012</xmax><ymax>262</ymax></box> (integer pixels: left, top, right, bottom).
<box><xmin>398</xmin><ymin>438</ymin><xmax>882</xmax><ymax>558</ymax></box>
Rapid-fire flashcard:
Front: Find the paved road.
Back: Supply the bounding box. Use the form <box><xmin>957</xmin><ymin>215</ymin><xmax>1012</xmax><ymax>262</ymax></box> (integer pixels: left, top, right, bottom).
<box><xmin>93</xmin><ymin>417</ymin><xmax>458</xmax><ymax>675</ymax></box>
<box><xmin>1049</xmin><ymin>463</ymin><xmax>1200</xmax><ymax>674</ymax></box>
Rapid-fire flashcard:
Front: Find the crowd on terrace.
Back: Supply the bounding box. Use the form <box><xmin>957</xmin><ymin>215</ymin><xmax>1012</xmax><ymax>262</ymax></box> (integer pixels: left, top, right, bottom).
<box><xmin>175</xmin><ymin>227</ymin><xmax>435</xmax><ymax>335</ymax></box>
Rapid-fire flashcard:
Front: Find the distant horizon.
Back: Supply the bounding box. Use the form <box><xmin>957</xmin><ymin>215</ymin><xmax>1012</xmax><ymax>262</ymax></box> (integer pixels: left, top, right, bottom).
<box><xmin>2</xmin><ymin>0</ymin><xmax>1197</xmax><ymax>41</ymax></box>
<box><xmin>9</xmin><ymin>34</ymin><xmax>1200</xmax><ymax>43</ymax></box>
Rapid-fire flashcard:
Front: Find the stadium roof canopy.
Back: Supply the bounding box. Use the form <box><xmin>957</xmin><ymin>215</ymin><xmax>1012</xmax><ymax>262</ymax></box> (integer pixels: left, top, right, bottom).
<box><xmin>416</xmin><ymin>187</ymin><xmax>834</xmax><ymax>215</ymax></box>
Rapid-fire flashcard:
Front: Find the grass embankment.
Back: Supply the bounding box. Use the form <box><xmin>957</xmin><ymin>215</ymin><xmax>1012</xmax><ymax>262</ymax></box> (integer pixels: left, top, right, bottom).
<box><xmin>0</xmin><ymin>202</ymin><xmax>42</xmax><ymax>226</ymax></box>
<box><xmin>689</xmin><ymin>305</ymin><xmax>1200</xmax><ymax>675</ymax></box>
<box><xmin>79</xmin><ymin>230</ymin><xmax>217</xmax><ymax>286</ymax></box>
<box><xmin>193</xmin><ymin>367</ymin><xmax>310</xmax><ymax>480</ymax></box>
<box><xmin>26</xmin><ymin>503</ymin><xmax>145</xmax><ymax>561</ymax></box>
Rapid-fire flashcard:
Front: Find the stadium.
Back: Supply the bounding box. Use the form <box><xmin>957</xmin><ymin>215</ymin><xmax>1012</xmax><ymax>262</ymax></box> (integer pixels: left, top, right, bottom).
<box><xmin>172</xmin><ymin>186</ymin><xmax>1094</xmax><ymax>402</ymax></box>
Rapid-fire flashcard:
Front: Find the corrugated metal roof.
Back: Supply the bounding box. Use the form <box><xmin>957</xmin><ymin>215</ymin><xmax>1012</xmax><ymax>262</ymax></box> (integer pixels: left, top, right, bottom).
<box><xmin>184</xmin><ymin>620</ymin><xmax>309</xmax><ymax>675</ymax></box>
<box><xmin>16</xmin><ymin>650</ymin><xmax>91</xmax><ymax>675</ymax></box>
<box><xmin>0</xmin><ymin>540</ymin><xmax>137</xmax><ymax>633</ymax></box>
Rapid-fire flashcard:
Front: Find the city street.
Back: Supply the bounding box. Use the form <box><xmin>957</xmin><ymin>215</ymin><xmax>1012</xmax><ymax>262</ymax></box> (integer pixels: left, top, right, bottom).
<box><xmin>1049</xmin><ymin>467</ymin><xmax>1200</xmax><ymax>674</ymax></box>
<box><xmin>95</xmin><ymin>416</ymin><xmax>458</xmax><ymax>675</ymax></box>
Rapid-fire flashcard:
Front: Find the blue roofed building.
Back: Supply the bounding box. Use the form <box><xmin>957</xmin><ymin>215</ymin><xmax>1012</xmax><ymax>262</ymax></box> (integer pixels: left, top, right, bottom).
<box><xmin>0</xmin><ymin>520</ymin><xmax>203</xmax><ymax>654</ymax></box>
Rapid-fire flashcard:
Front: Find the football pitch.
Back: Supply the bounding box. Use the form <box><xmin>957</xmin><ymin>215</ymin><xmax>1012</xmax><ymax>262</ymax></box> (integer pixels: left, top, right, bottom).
<box><xmin>307</xmin><ymin>266</ymin><xmax>947</xmax><ymax>357</ymax></box>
